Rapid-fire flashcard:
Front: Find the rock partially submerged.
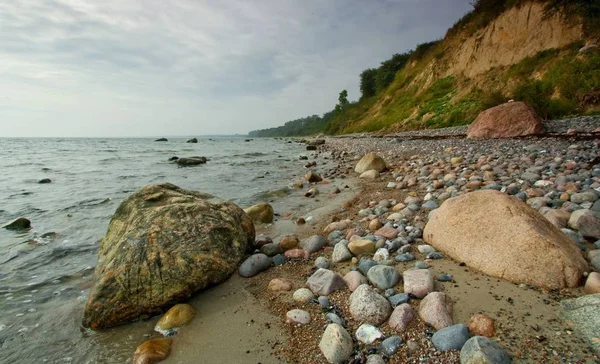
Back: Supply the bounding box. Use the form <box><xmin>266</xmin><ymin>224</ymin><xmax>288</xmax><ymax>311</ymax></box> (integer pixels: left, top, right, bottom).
<box><xmin>424</xmin><ymin>190</ymin><xmax>588</xmax><ymax>289</ymax></box>
<box><xmin>176</xmin><ymin>156</ymin><xmax>207</xmax><ymax>166</ymax></box>
<box><xmin>244</xmin><ymin>203</ymin><xmax>274</xmax><ymax>224</ymax></box>
<box><xmin>2</xmin><ymin>217</ymin><xmax>31</xmax><ymax>230</ymax></box>
<box><xmin>82</xmin><ymin>183</ymin><xmax>254</xmax><ymax>330</ymax></box>
<box><xmin>154</xmin><ymin>304</ymin><xmax>195</xmax><ymax>336</ymax></box>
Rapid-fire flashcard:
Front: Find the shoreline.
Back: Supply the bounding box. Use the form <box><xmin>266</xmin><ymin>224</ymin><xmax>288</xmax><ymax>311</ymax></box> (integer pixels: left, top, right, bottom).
<box><xmin>233</xmin><ymin>125</ymin><xmax>600</xmax><ymax>363</ymax></box>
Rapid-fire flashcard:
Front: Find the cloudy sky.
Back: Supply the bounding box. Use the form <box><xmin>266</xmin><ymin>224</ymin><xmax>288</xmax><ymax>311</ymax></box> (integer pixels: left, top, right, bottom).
<box><xmin>0</xmin><ymin>0</ymin><xmax>472</xmax><ymax>137</ymax></box>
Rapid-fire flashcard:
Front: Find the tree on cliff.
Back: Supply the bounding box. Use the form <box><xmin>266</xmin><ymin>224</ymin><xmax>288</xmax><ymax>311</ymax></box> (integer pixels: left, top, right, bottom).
<box><xmin>335</xmin><ymin>90</ymin><xmax>349</xmax><ymax>113</ymax></box>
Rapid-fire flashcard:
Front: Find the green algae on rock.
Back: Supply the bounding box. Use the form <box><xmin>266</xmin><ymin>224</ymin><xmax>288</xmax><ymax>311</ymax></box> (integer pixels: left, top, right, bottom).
<box><xmin>82</xmin><ymin>183</ymin><xmax>255</xmax><ymax>330</ymax></box>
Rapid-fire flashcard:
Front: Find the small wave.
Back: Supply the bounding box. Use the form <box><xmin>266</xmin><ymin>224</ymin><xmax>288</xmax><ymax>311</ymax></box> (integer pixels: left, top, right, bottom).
<box><xmin>117</xmin><ymin>175</ymin><xmax>136</xmax><ymax>180</ymax></box>
<box><xmin>251</xmin><ymin>187</ymin><xmax>290</xmax><ymax>201</ymax></box>
<box><xmin>60</xmin><ymin>198</ymin><xmax>111</xmax><ymax>211</ymax></box>
<box><xmin>232</xmin><ymin>152</ymin><xmax>268</xmax><ymax>158</ymax></box>
<box><xmin>99</xmin><ymin>157</ymin><xmax>122</xmax><ymax>162</ymax></box>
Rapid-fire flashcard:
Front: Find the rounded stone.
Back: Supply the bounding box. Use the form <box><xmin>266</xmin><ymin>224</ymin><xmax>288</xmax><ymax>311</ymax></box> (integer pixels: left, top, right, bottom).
<box><xmin>319</xmin><ymin>324</ymin><xmax>354</xmax><ymax>363</ymax></box>
<box><xmin>293</xmin><ymin>288</ymin><xmax>315</xmax><ymax>303</ymax></box>
<box><xmin>239</xmin><ymin>254</ymin><xmax>272</xmax><ymax>278</ymax></box>
<box><xmin>432</xmin><ymin>323</ymin><xmax>470</xmax><ymax>351</ymax></box>
<box><xmin>155</xmin><ymin>304</ymin><xmax>196</xmax><ymax>333</ymax></box>
<box><xmin>366</xmin><ymin>265</ymin><xmax>400</xmax><ymax>290</ymax></box>
<box><xmin>460</xmin><ymin>336</ymin><xmax>510</xmax><ymax>364</ymax></box>
<box><xmin>268</xmin><ymin>278</ymin><xmax>293</xmax><ymax>292</ymax></box>
<box><xmin>286</xmin><ymin>309</ymin><xmax>311</xmax><ymax>325</ymax></box>
<box><xmin>349</xmin><ymin>284</ymin><xmax>392</xmax><ymax>326</ymax></box>
<box><xmin>302</xmin><ymin>235</ymin><xmax>328</xmax><ymax>253</ymax></box>
<box><xmin>315</xmin><ymin>256</ymin><xmax>331</xmax><ymax>269</ymax></box>
<box><xmin>133</xmin><ymin>338</ymin><xmax>172</xmax><ymax>364</ymax></box>
<box><xmin>468</xmin><ymin>313</ymin><xmax>496</xmax><ymax>337</ymax></box>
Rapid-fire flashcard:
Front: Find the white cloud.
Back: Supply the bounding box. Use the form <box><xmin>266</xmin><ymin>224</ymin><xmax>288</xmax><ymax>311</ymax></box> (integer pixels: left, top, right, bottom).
<box><xmin>0</xmin><ymin>0</ymin><xmax>472</xmax><ymax>137</ymax></box>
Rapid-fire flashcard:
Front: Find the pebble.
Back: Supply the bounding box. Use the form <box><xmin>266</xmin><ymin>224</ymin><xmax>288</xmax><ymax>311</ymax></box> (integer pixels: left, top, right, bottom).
<box><xmin>349</xmin><ymin>284</ymin><xmax>392</xmax><ymax>326</ymax></box>
<box><xmin>468</xmin><ymin>313</ymin><xmax>496</xmax><ymax>337</ymax></box>
<box><xmin>318</xmin><ymin>296</ymin><xmax>330</xmax><ymax>309</ymax></box>
<box><xmin>460</xmin><ymin>336</ymin><xmax>510</xmax><ymax>364</ymax></box>
<box><xmin>366</xmin><ymin>354</ymin><xmax>386</xmax><ymax>364</ymax></box>
<box><xmin>348</xmin><ymin>240</ymin><xmax>377</xmax><ymax>255</ymax></box>
<box><xmin>319</xmin><ymin>324</ymin><xmax>354</xmax><ymax>363</ymax></box>
<box><xmin>427</xmin><ymin>252</ymin><xmax>444</xmax><ymax>259</ymax></box>
<box><xmin>344</xmin><ymin>270</ymin><xmax>368</xmax><ymax>292</ymax></box>
<box><xmin>301</xmin><ymin>235</ymin><xmax>327</xmax><ymax>253</ymax></box>
<box><xmin>395</xmin><ymin>253</ymin><xmax>415</xmax><ymax>262</ymax></box>
<box><xmin>332</xmin><ymin>242</ymin><xmax>353</xmax><ymax>263</ymax></box>
<box><xmin>388</xmin><ymin>303</ymin><xmax>415</xmax><ymax>332</ymax></box>
<box><xmin>315</xmin><ymin>256</ymin><xmax>331</xmax><ymax>269</ymax></box>
<box><xmin>272</xmin><ymin>254</ymin><xmax>287</xmax><ymax>265</ymax></box>
<box><xmin>388</xmin><ymin>293</ymin><xmax>410</xmax><ymax>308</ymax></box>
<box><xmin>326</xmin><ymin>312</ymin><xmax>343</xmax><ymax>325</ymax></box>
<box><xmin>380</xmin><ymin>335</ymin><xmax>402</xmax><ymax>356</ymax></box>
<box><xmin>437</xmin><ymin>273</ymin><xmax>453</xmax><ymax>282</ymax></box>
<box><xmin>286</xmin><ymin>309</ymin><xmax>311</xmax><ymax>325</ymax></box>
<box><xmin>417</xmin><ymin>244</ymin><xmax>435</xmax><ymax>253</ymax></box>
<box><xmin>238</xmin><ymin>254</ymin><xmax>271</xmax><ymax>277</ymax></box>
<box><xmin>419</xmin><ymin>292</ymin><xmax>453</xmax><ymax>330</ymax></box>
<box><xmin>293</xmin><ymin>288</ymin><xmax>315</xmax><ymax>303</ymax></box>
<box><xmin>307</xmin><ymin>268</ymin><xmax>347</xmax><ymax>295</ymax></box>
<box><xmin>431</xmin><ymin>323</ymin><xmax>470</xmax><ymax>351</ymax></box>
<box><xmin>373</xmin><ymin>248</ymin><xmax>390</xmax><ymax>262</ymax></box>
<box><xmin>367</xmin><ymin>265</ymin><xmax>400</xmax><ymax>290</ymax></box>
<box><xmin>154</xmin><ymin>304</ymin><xmax>195</xmax><ymax>336</ymax></box>
<box><xmin>355</xmin><ymin>323</ymin><xmax>384</xmax><ymax>344</ymax></box>
<box><xmin>415</xmin><ymin>260</ymin><xmax>430</xmax><ymax>269</ymax></box>
<box><xmin>358</xmin><ymin>258</ymin><xmax>378</xmax><ymax>275</ymax></box>
<box><xmin>403</xmin><ymin>269</ymin><xmax>434</xmax><ymax>298</ymax></box>
<box><xmin>268</xmin><ymin>278</ymin><xmax>292</xmax><ymax>292</ymax></box>
<box><xmin>133</xmin><ymin>338</ymin><xmax>172</xmax><ymax>364</ymax></box>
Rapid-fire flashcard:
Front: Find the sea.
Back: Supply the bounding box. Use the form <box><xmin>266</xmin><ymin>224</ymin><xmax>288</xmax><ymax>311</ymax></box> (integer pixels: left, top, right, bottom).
<box><xmin>0</xmin><ymin>136</ymin><xmax>307</xmax><ymax>363</ymax></box>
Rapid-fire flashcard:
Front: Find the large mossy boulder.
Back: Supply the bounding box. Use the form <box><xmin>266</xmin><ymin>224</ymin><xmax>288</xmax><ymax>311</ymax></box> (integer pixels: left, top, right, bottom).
<box><xmin>82</xmin><ymin>183</ymin><xmax>255</xmax><ymax>330</ymax></box>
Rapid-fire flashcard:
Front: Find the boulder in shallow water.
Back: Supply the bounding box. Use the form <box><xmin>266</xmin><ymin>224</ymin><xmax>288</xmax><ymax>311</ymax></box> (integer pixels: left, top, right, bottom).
<box><xmin>38</xmin><ymin>178</ymin><xmax>52</xmax><ymax>184</ymax></box>
<box><xmin>82</xmin><ymin>183</ymin><xmax>254</xmax><ymax>329</ymax></box>
<box><xmin>133</xmin><ymin>338</ymin><xmax>172</xmax><ymax>364</ymax></box>
<box><xmin>305</xmin><ymin>170</ymin><xmax>323</xmax><ymax>183</ymax></box>
<box><xmin>176</xmin><ymin>156</ymin><xmax>207</xmax><ymax>166</ymax></box>
<box><xmin>424</xmin><ymin>190</ymin><xmax>588</xmax><ymax>289</ymax></box>
<box><xmin>155</xmin><ymin>138</ymin><xmax>168</xmax><ymax>142</ymax></box>
<box><xmin>2</xmin><ymin>217</ymin><xmax>31</xmax><ymax>230</ymax></box>
<box><xmin>186</xmin><ymin>137</ymin><xmax>198</xmax><ymax>143</ymax></box>
<box><xmin>244</xmin><ymin>203</ymin><xmax>274</xmax><ymax>224</ymax></box>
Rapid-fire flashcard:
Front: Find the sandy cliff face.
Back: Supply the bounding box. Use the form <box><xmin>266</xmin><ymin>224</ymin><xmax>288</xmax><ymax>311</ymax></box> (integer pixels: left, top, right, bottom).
<box><xmin>445</xmin><ymin>2</ymin><xmax>583</xmax><ymax>78</ymax></box>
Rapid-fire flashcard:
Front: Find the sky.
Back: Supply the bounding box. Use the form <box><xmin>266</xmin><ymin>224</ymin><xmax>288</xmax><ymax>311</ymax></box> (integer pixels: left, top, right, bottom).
<box><xmin>0</xmin><ymin>0</ymin><xmax>473</xmax><ymax>137</ymax></box>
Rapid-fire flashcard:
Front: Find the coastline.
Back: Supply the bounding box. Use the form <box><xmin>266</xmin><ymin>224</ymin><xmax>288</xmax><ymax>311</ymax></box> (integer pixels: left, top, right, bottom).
<box><xmin>84</xmin><ymin>116</ymin><xmax>600</xmax><ymax>363</ymax></box>
<box><xmin>229</xmin><ymin>117</ymin><xmax>600</xmax><ymax>363</ymax></box>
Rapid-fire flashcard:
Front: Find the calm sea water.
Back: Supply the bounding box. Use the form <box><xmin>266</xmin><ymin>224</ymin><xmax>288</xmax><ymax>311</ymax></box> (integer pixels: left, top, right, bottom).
<box><xmin>0</xmin><ymin>137</ymin><xmax>305</xmax><ymax>363</ymax></box>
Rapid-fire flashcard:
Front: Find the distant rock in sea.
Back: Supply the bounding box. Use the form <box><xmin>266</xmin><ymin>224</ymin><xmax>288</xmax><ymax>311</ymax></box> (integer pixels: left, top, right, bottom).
<box><xmin>186</xmin><ymin>138</ymin><xmax>198</xmax><ymax>143</ymax></box>
<box><xmin>155</xmin><ymin>138</ymin><xmax>168</xmax><ymax>142</ymax></box>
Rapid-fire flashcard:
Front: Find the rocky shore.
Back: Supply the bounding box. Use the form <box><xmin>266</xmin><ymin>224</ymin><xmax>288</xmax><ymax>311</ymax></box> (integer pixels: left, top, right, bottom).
<box><xmin>240</xmin><ymin>115</ymin><xmax>600</xmax><ymax>363</ymax></box>
<box><xmin>82</xmin><ymin>112</ymin><xmax>600</xmax><ymax>363</ymax></box>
